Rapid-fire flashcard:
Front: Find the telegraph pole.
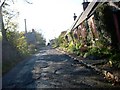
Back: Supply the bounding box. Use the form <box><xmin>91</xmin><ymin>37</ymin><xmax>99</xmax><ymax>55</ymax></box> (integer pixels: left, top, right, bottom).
<box><xmin>24</xmin><ymin>19</ymin><xmax>29</xmax><ymax>49</ymax></box>
<box><xmin>24</xmin><ymin>19</ymin><xmax>27</xmax><ymax>34</ymax></box>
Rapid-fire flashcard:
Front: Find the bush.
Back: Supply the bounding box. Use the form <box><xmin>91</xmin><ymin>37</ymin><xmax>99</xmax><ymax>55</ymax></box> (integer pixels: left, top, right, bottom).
<box><xmin>109</xmin><ymin>53</ymin><xmax>120</xmax><ymax>69</ymax></box>
<box><xmin>75</xmin><ymin>42</ymin><xmax>81</xmax><ymax>50</ymax></box>
<box><xmin>67</xmin><ymin>41</ymin><xmax>76</xmax><ymax>53</ymax></box>
<box><xmin>83</xmin><ymin>46</ymin><xmax>111</xmax><ymax>59</ymax></box>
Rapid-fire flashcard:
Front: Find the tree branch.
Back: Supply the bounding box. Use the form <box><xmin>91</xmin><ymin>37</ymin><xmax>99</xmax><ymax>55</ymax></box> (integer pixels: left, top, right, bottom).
<box><xmin>11</xmin><ymin>0</ymin><xmax>14</xmax><ymax>4</ymax></box>
<box><xmin>0</xmin><ymin>0</ymin><xmax>6</xmax><ymax>7</ymax></box>
<box><xmin>25</xmin><ymin>0</ymin><xmax>33</xmax><ymax>4</ymax></box>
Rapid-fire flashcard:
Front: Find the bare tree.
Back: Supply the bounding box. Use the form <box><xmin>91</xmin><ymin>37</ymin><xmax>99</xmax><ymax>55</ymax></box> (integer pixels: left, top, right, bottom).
<box><xmin>0</xmin><ymin>0</ymin><xmax>6</xmax><ymax>39</ymax></box>
<box><xmin>0</xmin><ymin>0</ymin><xmax>33</xmax><ymax>40</ymax></box>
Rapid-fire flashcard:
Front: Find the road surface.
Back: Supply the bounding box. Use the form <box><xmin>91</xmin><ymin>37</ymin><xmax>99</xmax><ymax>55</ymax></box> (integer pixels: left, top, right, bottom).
<box><xmin>2</xmin><ymin>47</ymin><xmax>114</xmax><ymax>89</ymax></box>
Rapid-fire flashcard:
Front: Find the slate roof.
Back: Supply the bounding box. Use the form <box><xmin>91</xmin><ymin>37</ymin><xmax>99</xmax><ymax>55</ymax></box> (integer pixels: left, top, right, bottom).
<box><xmin>73</xmin><ymin>1</ymin><xmax>98</xmax><ymax>30</ymax></box>
<box><xmin>66</xmin><ymin>0</ymin><xmax>120</xmax><ymax>36</ymax></box>
<box><xmin>69</xmin><ymin>0</ymin><xmax>111</xmax><ymax>31</ymax></box>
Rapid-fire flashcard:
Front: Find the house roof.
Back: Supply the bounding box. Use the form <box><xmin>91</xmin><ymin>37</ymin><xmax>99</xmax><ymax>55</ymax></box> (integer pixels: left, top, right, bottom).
<box><xmin>73</xmin><ymin>2</ymin><xmax>97</xmax><ymax>29</ymax></box>
<box><xmin>71</xmin><ymin>0</ymin><xmax>110</xmax><ymax>30</ymax></box>
<box><xmin>65</xmin><ymin>0</ymin><xmax>118</xmax><ymax>36</ymax></box>
<box><xmin>65</xmin><ymin>1</ymin><xmax>97</xmax><ymax>36</ymax></box>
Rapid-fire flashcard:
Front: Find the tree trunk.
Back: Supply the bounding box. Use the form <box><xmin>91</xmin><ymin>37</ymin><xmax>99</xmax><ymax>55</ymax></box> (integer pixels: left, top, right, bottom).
<box><xmin>0</xmin><ymin>1</ymin><xmax>7</xmax><ymax>41</ymax></box>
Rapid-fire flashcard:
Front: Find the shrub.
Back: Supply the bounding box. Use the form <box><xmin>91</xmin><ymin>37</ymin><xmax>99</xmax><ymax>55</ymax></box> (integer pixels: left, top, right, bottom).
<box><xmin>109</xmin><ymin>53</ymin><xmax>120</xmax><ymax>69</ymax></box>
<box><xmin>67</xmin><ymin>41</ymin><xmax>76</xmax><ymax>53</ymax></box>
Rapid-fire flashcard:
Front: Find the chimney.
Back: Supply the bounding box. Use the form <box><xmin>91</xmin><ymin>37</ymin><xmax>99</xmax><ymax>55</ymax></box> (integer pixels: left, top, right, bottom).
<box><xmin>82</xmin><ymin>0</ymin><xmax>90</xmax><ymax>11</ymax></box>
<box><xmin>73</xmin><ymin>13</ymin><xmax>77</xmax><ymax>21</ymax></box>
<box><xmin>32</xmin><ymin>29</ymin><xmax>35</xmax><ymax>32</ymax></box>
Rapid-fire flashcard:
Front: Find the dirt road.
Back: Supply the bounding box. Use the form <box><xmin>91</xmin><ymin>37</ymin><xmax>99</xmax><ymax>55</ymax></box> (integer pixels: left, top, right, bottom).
<box><xmin>2</xmin><ymin>47</ymin><xmax>114</xmax><ymax>89</ymax></box>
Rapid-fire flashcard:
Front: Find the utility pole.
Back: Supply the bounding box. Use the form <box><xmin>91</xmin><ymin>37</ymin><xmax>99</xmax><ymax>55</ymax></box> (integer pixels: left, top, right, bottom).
<box><xmin>24</xmin><ymin>19</ymin><xmax>28</xmax><ymax>49</ymax></box>
<box><xmin>24</xmin><ymin>19</ymin><xmax>27</xmax><ymax>34</ymax></box>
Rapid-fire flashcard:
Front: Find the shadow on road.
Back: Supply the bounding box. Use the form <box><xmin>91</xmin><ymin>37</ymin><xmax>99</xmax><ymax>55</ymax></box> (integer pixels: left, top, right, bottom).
<box><xmin>2</xmin><ymin>47</ymin><xmax>115</xmax><ymax>89</ymax></box>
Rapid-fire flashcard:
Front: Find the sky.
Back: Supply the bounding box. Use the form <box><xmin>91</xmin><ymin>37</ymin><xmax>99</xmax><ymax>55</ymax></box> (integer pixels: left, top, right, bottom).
<box><xmin>12</xmin><ymin>0</ymin><xmax>93</xmax><ymax>43</ymax></box>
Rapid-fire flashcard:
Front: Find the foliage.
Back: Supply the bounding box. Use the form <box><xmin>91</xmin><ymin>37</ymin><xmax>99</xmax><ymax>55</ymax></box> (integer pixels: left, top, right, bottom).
<box><xmin>93</xmin><ymin>3</ymin><xmax>120</xmax><ymax>68</ymax></box>
<box><xmin>55</xmin><ymin>2</ymin><xmax>120</xmax><ymax>69</ymax></box>
<box><xmin>6</xmin><ymin>31</ymin><xmax>30</xmax><ymax>56</ymax></box>
<box><xmin>67</xmin><ymin>41</ymin><xmax>76</xmax><ymax>53</ymax></box>
<box><xmin>2</xmin><ymin>0</ymin><xmax>45</xmax><ymax>56</ymax></box>
<box><xmin>58</xmin><ymin>35</ymin><xmax>64</xmax><ymax>46</ymax></box>
<box><xmin>52</xmin><ymin>32</ymin><xmax>69</xmax><ymax>48</ymax></box>
<box><xmin>75</xmin><ymin>42</ymin><xmax>81</xmax><ymax>50</ymax></box>
<box><xmin>2</xmin><ymin>0</ymin><xmax>19</xmax><ymax>33</ymax></box>
<box><xmin>83</xmin><ymin>43</ymin><xmax>112</xmax><ymax>58</ymax></box>
<box><xmin>6</xmin><ymin>30</ymin><xmax>46</xmax><ymax>56</ymax></box>
<box><xmin>95</xmin><ymin>3</ymin><xmax>119</xmax><ymax>50</ymax></box>
<box><xmin>51</xmin><ymin>38</ymin><xmax>60</xmax><ymax>48</ymax></box>
<box><xmin>1</xmin><ymin>0</ymin><xmax>34</xmax><ymax>75</ymax></box>
<box><xmin>1</xmin><ymin>1</ymin><xmax>31</xmax><ymax>56</ymax></box>
<box><xmin>109</xmin><ymin>53</ymin><xmax>120</xmax><ymax>69</ymax></box>
<box><xmin>86</xmin><ymin>47</ymin><xmax>101</xmax><ymax>56</ymax></box>
<box><xmin>51</xmin><ymin>36</ymin><xmax>64</xmax><ymax>48</ymax></box>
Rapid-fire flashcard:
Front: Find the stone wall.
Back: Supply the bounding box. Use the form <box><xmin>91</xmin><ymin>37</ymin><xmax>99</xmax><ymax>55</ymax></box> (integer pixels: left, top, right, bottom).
<box><xmin>2</xmin><ymin>39</ymin><xmax>21</xmax><ymax>64</ymax></box>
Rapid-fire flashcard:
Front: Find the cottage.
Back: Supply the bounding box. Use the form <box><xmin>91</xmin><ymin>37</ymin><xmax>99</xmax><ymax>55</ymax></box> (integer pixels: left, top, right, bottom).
<box><xmin>25</xmin><ymin>29</ymin><xmax>37</xmax><ymax>45</ymax></box>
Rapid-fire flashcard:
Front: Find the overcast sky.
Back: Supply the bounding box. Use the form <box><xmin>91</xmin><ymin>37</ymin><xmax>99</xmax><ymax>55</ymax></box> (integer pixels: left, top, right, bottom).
<box><xmin>12</xmin><ymin>0</ymin><xmax>93</xmax><ymax>43</ymax></box>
